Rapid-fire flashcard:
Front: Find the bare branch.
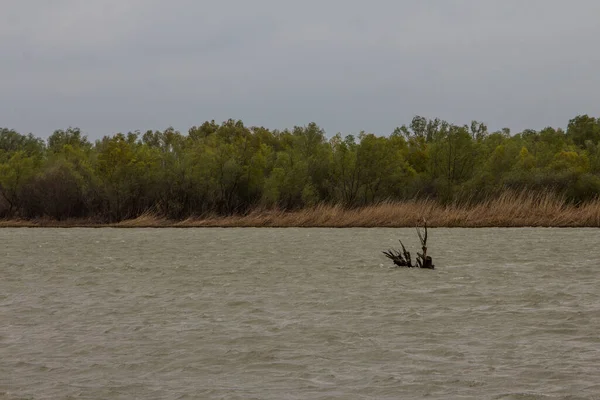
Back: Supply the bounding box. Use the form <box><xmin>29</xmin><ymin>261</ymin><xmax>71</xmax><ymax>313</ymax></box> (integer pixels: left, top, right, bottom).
<box><xmin>383</xmin><ymin>218</ymin><xmax>434</xmax><ymax>269</ymax></box>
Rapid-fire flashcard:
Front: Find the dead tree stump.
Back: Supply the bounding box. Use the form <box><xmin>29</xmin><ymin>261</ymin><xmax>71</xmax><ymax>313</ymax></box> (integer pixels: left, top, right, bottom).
<box><xmin>383</xmin><ymin>220</ymin><xmax>435</xmax><ymax>269</ymax></box>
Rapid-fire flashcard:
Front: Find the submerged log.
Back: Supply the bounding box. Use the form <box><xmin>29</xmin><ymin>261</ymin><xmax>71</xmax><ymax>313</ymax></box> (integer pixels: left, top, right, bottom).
<box><xmin>383</xmin><ymin>220</ymin><xmax>435</xmax><ymax>269</ymax></box>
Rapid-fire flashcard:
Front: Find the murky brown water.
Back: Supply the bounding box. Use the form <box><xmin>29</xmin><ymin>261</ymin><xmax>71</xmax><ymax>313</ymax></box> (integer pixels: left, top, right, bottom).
<box><xmin>1</xmin><ymin>228</ymin><xmax>600</xmax><ymax>399</ymax></box>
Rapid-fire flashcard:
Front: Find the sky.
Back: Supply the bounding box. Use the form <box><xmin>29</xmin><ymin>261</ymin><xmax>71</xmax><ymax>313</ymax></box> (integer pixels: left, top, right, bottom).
<box><xmin>1</xmin><ymin>0</ymin><xmax>599</xmax><ymax>139</ymax></box>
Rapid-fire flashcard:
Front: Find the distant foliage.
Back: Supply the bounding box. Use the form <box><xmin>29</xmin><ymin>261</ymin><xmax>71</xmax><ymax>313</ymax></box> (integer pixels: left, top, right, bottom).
<box><xmin>1</xmin><ymin>115</ymin><xmax>600</xmax><ymax>221</ymax></box>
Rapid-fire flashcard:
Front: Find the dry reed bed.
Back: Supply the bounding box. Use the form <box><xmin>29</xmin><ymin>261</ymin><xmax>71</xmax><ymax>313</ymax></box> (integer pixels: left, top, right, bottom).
<box><xmin>1</xmin><ymin>192</ymin><xmax>600</xmax><ymax>228</ymax></box>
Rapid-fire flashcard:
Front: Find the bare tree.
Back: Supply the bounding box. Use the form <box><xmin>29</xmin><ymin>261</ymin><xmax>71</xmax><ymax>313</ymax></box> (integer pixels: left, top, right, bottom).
<box><xmin>383</xmin><ymin>219</ymin><xmax>434</xmax><ymax>269</ymax></box>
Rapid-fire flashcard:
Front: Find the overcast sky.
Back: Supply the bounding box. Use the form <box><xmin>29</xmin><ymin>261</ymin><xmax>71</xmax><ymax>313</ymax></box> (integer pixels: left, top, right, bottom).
<box><xmin>2</xmin><ymin>0</ymin><xmax>599</xmax><ymax>139</ymax></box>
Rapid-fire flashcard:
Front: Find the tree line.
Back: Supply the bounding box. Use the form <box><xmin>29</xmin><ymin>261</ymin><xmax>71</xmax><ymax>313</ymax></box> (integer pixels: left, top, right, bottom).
<box><xmin>1</xmin><ymin>115</ymin><xmax>600</xmax><ymax>221</ymax></box>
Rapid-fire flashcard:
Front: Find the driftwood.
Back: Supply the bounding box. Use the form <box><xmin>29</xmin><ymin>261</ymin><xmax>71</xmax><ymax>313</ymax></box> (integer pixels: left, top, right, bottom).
<box><xmin>383</xmin><ymin>220</ymin><xmax>435</xmax><ymax>269</ymax></box>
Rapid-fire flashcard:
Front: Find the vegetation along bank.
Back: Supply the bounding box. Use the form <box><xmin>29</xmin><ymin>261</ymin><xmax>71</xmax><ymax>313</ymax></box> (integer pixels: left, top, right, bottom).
<box><xmin>1</xmin><ymin>114</ymin><xmax>600</xmax><ymax>227</ymax></box>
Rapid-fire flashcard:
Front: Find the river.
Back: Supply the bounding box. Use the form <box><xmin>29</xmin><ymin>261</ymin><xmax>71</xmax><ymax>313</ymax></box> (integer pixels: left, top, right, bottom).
<box><xmin>1</xmin><ymin>228</ymin><xmax>599</xmax><ymax>399</ymax></box>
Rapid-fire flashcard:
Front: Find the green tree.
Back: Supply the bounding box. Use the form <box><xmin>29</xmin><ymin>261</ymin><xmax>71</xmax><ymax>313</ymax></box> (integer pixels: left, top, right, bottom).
<box><xmin>47</xmin><ymin>127</ymin><xmax>91</xmax><ymax>153</ymax></box>
<box><xmin>0</xmin><ymin>128</ymin><xmax>45</xmax><ymax>162</ymax></box>
<box><xmin>0</xmin><ymin>151</ymin><xmax>38</xmax><ymax>216</ymax></box>
<box><xmin>567</xmin><ymin>115</ymin><xmax>600</xmax><ymax>148</ymax></box>
<box><xmin>429</xmin><ymin>124</ymin><xmax>476</xmax><ymax>200</ymax></box>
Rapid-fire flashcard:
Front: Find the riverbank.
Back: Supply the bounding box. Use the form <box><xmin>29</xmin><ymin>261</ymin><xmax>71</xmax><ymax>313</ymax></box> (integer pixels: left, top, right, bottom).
<box><xmin>2</xmin><ymin>192</ymin><xmax>600</xmax><ymax>228</ymax></box>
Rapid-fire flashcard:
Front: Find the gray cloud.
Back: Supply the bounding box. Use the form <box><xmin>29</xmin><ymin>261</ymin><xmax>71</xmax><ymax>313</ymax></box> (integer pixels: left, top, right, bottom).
<box><xmin>1</xmin><ymin>0</ymin><xmax>599</xmax><ymax>139</ymax></box>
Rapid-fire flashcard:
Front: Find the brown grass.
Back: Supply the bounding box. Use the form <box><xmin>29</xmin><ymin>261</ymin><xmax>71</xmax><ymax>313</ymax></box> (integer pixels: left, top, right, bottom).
<box><xmin>1</xmin><ymin>191</ymin><xmax>600</xmax><ymax>228</ymax></box>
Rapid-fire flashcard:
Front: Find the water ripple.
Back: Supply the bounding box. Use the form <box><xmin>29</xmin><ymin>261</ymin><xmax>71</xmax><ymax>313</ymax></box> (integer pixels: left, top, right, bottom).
<box><xmin>1</xmin><ymin>227</ymin><xmax>599</xmax><ymax>399</ymax></box>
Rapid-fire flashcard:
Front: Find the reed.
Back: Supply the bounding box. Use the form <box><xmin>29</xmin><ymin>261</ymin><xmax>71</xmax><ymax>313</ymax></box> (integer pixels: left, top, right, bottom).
<box><xmin>1</xmin><ymin>190</ymin><xmax>599</xmax><ymax>228</ymax></box>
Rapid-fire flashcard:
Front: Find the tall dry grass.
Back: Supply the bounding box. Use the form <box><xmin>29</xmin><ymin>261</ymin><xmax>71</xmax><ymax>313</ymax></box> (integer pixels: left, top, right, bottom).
<box><xmin>1</xmin><ymin>190</ymin><xmax>599</xmax><ymax>228</ymax></box>
<box><xmin>177</xmin><ymin>191</ymin><xmax>600</xmax><ymax>227</ymax></box>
